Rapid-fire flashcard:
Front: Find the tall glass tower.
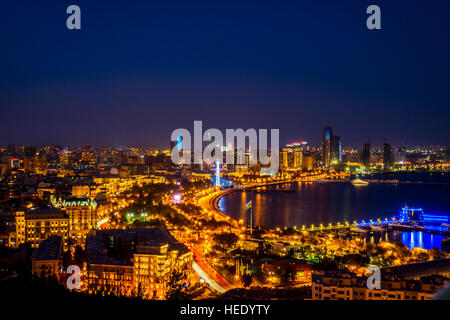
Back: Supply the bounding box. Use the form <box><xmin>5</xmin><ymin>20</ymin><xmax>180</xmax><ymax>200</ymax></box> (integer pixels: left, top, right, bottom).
<box><xmin>322</xmin><ymin>127</ymin><xmax>332</xmax><ymax>168</ymax></box>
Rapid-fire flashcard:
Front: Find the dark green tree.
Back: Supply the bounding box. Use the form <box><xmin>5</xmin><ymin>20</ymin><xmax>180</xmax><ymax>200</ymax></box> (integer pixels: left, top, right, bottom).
<box><xmin>242</xmin><ymin>274</ymin><xmax>253</xmax><ymax>288</ymax></box>
<box><xmin>166</xmin><ymin>269</ymin><xmax>190</xmax><ymax>300</ymax></box>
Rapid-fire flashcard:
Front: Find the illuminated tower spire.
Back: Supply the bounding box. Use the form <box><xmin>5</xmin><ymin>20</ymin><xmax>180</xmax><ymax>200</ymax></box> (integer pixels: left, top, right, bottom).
<box><xmin>215</xmin><ymin>160</ymin><xmax>221</xmax><ymax>187</ymax></box>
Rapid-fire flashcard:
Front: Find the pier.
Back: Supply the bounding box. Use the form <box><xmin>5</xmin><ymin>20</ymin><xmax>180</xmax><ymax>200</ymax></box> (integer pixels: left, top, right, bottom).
<box><xmin>302</xmin><ymin>208</ymin><xmax>450</xmax><ymax>237</ymax></box>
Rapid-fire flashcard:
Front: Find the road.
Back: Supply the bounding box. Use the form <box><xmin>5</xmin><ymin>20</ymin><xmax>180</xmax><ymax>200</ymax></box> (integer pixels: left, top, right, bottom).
<box><xmin>192</xmin><ymin>262</ymin><xmax>227</xmax><ymax>294</ymax></box>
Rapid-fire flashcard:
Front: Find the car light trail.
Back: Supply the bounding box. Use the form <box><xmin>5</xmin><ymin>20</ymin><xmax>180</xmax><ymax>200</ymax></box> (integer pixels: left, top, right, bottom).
<box><xmin>192</xmin><ymin>262</ymin><xmax>227</xmax><ymax>294</ymax></box>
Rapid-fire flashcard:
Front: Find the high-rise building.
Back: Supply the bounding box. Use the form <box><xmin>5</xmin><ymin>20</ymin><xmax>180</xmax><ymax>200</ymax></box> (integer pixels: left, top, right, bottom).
<box><xmin>60</xmin><ymin>149</ymin><xmax>72</xmax><ymax>168</ymax></box>
<box><xmin>322</xmin><ymin>127</ymin><xmax>332</xmax><ymax>168</ymax></box>
<box><xmin>17</xmin><ymin>145</ymin><xmax>25</xmax><ymax>156</ymax></box>
<box><xmin>25</xmin><ymin>146</ymin><xmax>37</xmax><ymax>157</ymax></box>
<box><xmin>361</xmin><ymin>142</ymin><xmax>371</xmax><ymax>170</ymax></box>
<box><xmin>294</xmin><ymin>149</ymin><xmax>302</xmax><ymax>168</ymax></box>
<box><xmin>23</xmin><ymin>155</ymin><xmax>48</xmax><ymax>174</ymax></box>
<box><xmin>286</xmin><ymin>141</ymin><xmax>308</xmax><ymax>151</ymax></box>
<box><xmin>280</xmin><ymin>144</ymin><xmax>303</xmax><ymax>170</ymax></box>
<box><xmin>302</xmin><ymin>154</ymin><xmax>315</xmax><ymax>170</ymax></box>
<box><xmin>398</xmin><ymin>146</ymin><xmax>407</xmax><ymax>163</ymax></box>
<box><xmin>383</xmin><ymin>142</ymin><xmax>392</xmax><ymax>172</ymax></box>
<box><xmin>330</xmin><ymin>135</ymin><xmax>342</xmax><ymax>165</ymax></box>
<box><xmin>7</xmin><ymin>144</ymin><xmax>16</xmax><ymax>155</ymax></box>
<box><xmin>280</xmin><ymin>149</ymin><xmax>288</xmax><ymax>169</ymax></box>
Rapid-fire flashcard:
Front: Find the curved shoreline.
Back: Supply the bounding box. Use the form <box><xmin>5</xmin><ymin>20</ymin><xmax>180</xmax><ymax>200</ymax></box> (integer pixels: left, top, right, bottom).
<box><xmin>209</xmin><ymin>180</ymin><xmax>296</xmax><ymax>224</ymax></box>
<box><xmin>212</xmin><ymin>179</ymin><xmax>450</xmax><ymax>230</ymax></box>
<box><xmin>210</xmin><ymin>189</ymin><xmax>236</xmax><ymax>218</ymax></box>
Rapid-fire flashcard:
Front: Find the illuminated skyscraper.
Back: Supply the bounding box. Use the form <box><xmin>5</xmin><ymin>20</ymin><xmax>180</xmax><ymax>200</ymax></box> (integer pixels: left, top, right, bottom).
<box><xmin>280</xmin><ymin>143</ymin><xmax>303</xmax><ymax>170</ymax></box>
<box><xmin>60</xmin><ymin>149</ymin><xmax>72</xmax><ymax>168</ymax></box>
<box><xmin>361</xmin><ymin>142</ymin><xmax>371</xmax><ymax>170</ymax></box>
<box><xmin>280</xmin><ymin>149</ymin><xmax>288</xmax><ymax>169</ymax></box>
<box><xmin>398</xmin><ymin>146</ymin><xmax>407</xmax><ymax>163</ymax></box>
<box><xmin>7</xmin><ymin>144</ymin><xmax>16</xmax><ymax>155</ymax></box>
<box><xmin>383</xmin><ymin>142</ymin><xmax>392</xmax><ymax>172</ymax></box>
<box><xmin>322</xmin><ymin>127</ymin><xmax>332</xmax><ymax>168</ymax></box>
<box><xmin>294</xmin><ymin>149</ymin><xmax>302</xmax><ymax>168</ymax></box>
<box><xmin>330</xmin><ymin>135</ymin><xmax>341</xmax><ymax>164</ymax></box>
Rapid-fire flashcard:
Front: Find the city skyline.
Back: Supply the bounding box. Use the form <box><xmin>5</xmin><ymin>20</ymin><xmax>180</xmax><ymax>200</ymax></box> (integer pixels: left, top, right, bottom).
<box><xmin>1</xmin><ymin>139</ymin><xmax>448</xmax><ymax>151</ymax></box>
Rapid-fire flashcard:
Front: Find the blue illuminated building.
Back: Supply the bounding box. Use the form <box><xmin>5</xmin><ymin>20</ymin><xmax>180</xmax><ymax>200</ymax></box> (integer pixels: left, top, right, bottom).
<box><xmin>356</xmin><ymin>207</ymin><xmax>449</xmax><ymax>227</ymax></box>
<box><xmin>400</xmin><ymin>207</ymin><xmax>424</xmax><ymax>222</ymax></box>
<box><xmin>177</xmin><ymin>136</ymin><xmax>183</xmax><ymax>151</ymax></box>
<box><xmin>399</xmin><ymin>207</ymin><xmax>449</xmax><ymax>224</ymax></box>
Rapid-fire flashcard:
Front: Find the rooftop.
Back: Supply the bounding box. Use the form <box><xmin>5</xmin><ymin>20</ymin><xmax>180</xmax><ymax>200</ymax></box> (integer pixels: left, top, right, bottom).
<box><xmin>86</xmin><ymin>227</ymin><xmax>189</xmax><ymax>266</ymax></box>
<box><xmin>26</xmin><ymin>208</ymin><xmax>67</xmax><ymax>219</ymax></box>
<box><xmin>31</xmin><ymin>236</ymin><xmax>62</xmax><ymax>261</ymax></box>
<box><xmin>382</xmin><ymin>258</ymin><xmax>450</xmax><ymax>278</ymax></box>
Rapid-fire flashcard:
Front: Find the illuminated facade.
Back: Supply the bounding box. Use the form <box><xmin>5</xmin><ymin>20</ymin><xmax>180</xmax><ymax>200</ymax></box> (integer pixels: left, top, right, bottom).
<box><xmin>14</xmin><ymin>210</ymin><xmax>26</xmax><ymax>246</ymax></box>
<box><xmin>361</xmin><ymin>142</ymin><xmax>371</xmax><ymax>170</ymax></box>
<box><xmin>330</xmin><ymin>135</ymin><xmax>342</xmax><ymax>165</ymax></box>
<box><xmin>23</xmin><ymin>155</ymin><xmax>48</xmax><ymax>174</ymax></box>
<box><xmin>85</xmin><ymin>228</ymin><xmax>193</xmax><ymax>299</ymax></box>
<box><xmin>280</xmin><ymin>144</ymin><xmax>303</xmax><ymax>170</ymax></box>
<box><xmin>262</xmin><ymin>258</ymin><xmax>312</xmax><ymax>283</ymax></box>
<box><xmin>87</xmin><ymin>264</ymin><xmax>134</xmax><ymax>297</ymax></box>
<box><xmin>93</xmin><ymin>175</ymin><xmax>165</xmax><ymax>196</ymax></box>
<box><xmin>59</xmin><ymin>149</ymin><xmax>72</xmax><ymax>168</ymax></box>
<box><xmin>71</xmin><ymin>185</ymin><xmax>92</xmax><ymax>197</ymax></box>
<box><xmin>302</xmin><ymin>155</ymin><xmax>315</xmax><ymax>170</ymax></box>
<box><xmin>52</xmin><ymin>196</ymin><xmax>97</xmax><ymax>244</ymax></box>
<box><xmin>14</xmin><ymin>209</ymin><xmax>69</xmax><ymax>249</ymax></box>
<box><xmin>399</xmin><ymin>207</ymin><xmax>449</xmax><ymax>224</ymax></box>
<box><xmin>312</xmin><ymin>273</ymin><xmax>448</xmax><ymax>300</ymax></box>
<box><xmin>133</xmin><ymin>243</ymin><xmax>193</xmax><ymax>299</ymax></box>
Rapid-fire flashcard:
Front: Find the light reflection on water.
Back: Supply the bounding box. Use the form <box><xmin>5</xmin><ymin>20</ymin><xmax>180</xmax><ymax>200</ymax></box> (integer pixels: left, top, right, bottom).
<box><xmin>401</xmin><ymin>232</ymin><xmax>445</xmax><ymax>250</ymax></box>
<box><xmin>218</xmin><ymin>181</ymin><xmax>450</xmax><ymax>250</ymax></box>
<box><xmin>365</xmin><ymin>231</ymin><xmax>445</xmax><ymax>250</ymax></box>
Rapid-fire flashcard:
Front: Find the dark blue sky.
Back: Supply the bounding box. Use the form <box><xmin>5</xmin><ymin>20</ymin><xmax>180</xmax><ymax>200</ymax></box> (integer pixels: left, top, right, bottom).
<box><xmin>0</xmin><ymin>0</ymin><xmax>449</xmax><ymax>148</ymax></box>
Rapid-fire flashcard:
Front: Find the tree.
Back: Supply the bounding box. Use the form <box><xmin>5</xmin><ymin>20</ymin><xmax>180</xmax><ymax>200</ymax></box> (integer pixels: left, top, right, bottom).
<box><xmin>213</xmin><ymin>233</ymin><xmax>239</xmax><ymax>250</ymax></box>
<box><xmin>73</xmin><ymin>245</ymin><xmax>85</xmax><ymax>266</ymax></box>
<box><xmin>166</xmin><ymin>269</ymin><xmax>190</xmax><ymax>300</ymax></box>
<box><xmin>252</xmin><ymin>268</ymin><xmax>267</xmax><ymax>285</ymax></box>
<box><xmin>429</xmin><ymin>248</ymin><xmax>442</xmax><ymax>260</ymax></box>
<box><xmin>393</xmin><ymin>242</ymin><xmax>411</xmax><ymax>261</ymax></box>
<box><xmin>341</xmin><ymin>253</ymin><xmax>369</xmax><ymax>267</ymax></box>
<box><xmin>280</xmin><ymin>270</ymin><xmax>294</xmax><ymax>284</ymax></box>
<box><xmin>242</xmin><ymin>274</ymin><xmax>253</xmax><ymax>288</ymax></box>
<box><xmin>313</xmin><ymin>257</ymin><xmax>339</xmax><ymax>272</ymax></box>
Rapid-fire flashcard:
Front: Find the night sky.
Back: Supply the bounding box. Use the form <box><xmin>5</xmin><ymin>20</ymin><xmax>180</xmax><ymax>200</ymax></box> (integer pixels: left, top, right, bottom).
<box><xmin>1</xmin><ymin>1</ymin><xmax>449</xmax><ymax>148</ymax></box>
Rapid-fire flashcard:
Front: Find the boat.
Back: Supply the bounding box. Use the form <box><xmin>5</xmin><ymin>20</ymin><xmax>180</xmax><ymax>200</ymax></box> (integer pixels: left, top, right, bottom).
<box><xmin>351</xmin><ymin>179</ymin><xmax>369</xmax><ymax>186</ymax></box>
<box><xmin>396</xmin><ymin>224</ymin><xmax>416</xmax><ymax>230</ymax></box>
<box><xmin>387</xmin><ymin>222</ymin><xmax>400</xmax><ymax>227</ymax></box>
<box><xmin>350</xmin><ymin>227</ymin><xmax>369</xmax><ymax>233</ymax></box>
<box><xmin>370</xmin><ymin>225</ymin><xmax>384</xmax><ymax>232</ymax></box>
<box><xmin>412</xmin><ymin>224</ymin><xmax>426</xmax><ymax>231</ymax></box>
